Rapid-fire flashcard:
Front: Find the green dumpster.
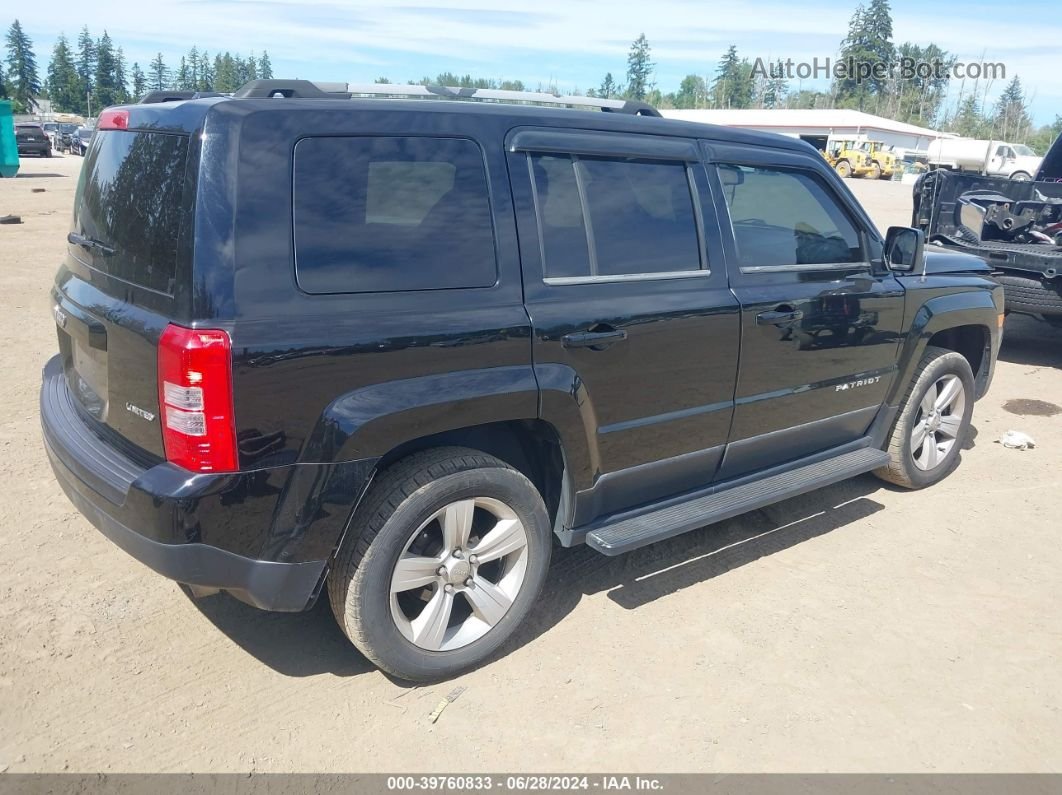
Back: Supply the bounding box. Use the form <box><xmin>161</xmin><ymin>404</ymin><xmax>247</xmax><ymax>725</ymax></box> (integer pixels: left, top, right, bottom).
<box><xmin>0</xmin><ymin>100</ymin><xmax>19</xmax><ymax>178</ymax></box>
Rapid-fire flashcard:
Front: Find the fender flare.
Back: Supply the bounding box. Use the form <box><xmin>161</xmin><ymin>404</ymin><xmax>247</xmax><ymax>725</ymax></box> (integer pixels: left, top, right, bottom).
<box><xmin>888</xmin><ymin>288</ymin><xmax>999</xmax><ymax>405</ymax></box>
<box><xmin>301</xmin><ymin>365</ymin><xmax>540</xmax><ymax>464</ymax></box>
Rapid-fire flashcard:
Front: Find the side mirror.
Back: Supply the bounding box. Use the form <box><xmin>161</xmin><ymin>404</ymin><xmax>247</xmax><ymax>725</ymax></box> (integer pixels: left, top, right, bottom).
<box><xmin>884</xmin><ymin>226</ymin><xmax>925</xmax><ymax>272</ymax></box>
<box><xmin>718</xmin><ymin>164</ymin><xmax>745</xmax><ymax>187</ymax></box>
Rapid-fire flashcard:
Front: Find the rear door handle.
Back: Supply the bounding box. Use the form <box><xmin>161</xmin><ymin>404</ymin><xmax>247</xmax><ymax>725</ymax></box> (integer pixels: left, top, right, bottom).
<box><xmin>562</xmin><ymin>329</ymin><xmax>628</xmax><ymax>349</ymax></box>
<box><xmin>757</xmin><ymin>309</ymin><xmax>804</xmax><ymax>325</ymax></box>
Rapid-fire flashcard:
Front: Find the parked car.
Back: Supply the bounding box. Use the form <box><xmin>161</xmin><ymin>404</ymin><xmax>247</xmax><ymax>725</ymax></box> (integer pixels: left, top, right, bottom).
<box><xmin>69</xmin><ymin>126</ymin><xmax>94</xmax><ymax>156</ymax></box>
<box><xmin>926</xmin><ymin>137</ymin><xmax>1042</xmax><ymax>181</ymax></box>
<box><xmin>914</xmin><ymin>132</ymin><xmax>1062</xmax><ymax>326</ymax></box>
<box><xmin>55</xmin><ymin>123</ymin><xmax>80</xmax><ymax>154</ymax></box>
<box><xmin>15</xmin><ymin>122</ymin><xmax>51</xmax><ymax>157</ymax></box>
<box><xmin>42</xmin><ymin>81</ymin><xmax>1004</xmax><ymax>681</ymax></box>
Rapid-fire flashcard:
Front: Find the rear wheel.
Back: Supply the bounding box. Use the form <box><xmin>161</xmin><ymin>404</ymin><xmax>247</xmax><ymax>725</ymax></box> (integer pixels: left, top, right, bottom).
<box><xmin>869</xmin><ymin>162</ymin><xmax>882</xmax><ymax>180</ymax></box>
<box><xmin>328</xmin><ymin>447</ymin><xmax>552</xmax><ymax>681</ymax></box>
<box><xmin>1010</xmin><ymin>171</ymin><xmax>1032</xmax><ymax>181</ymax></box>
<box><xmin>874</xmin><ymin>346</ymin><xmax>975</xmax><ymax>489</ymax></box>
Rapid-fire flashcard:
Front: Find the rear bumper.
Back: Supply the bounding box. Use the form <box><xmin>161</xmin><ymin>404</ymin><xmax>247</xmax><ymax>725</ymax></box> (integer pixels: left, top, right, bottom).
<box><xmin>46</xmin><ymin>443</ymin><xmax>326</xmax><ymax>610</ymax></box>
<box><xmin>41</xmin><ymin>355</ymin><xmax>374</xmax><ymax>611</ymax></box>
<box><xmin>17</xmin><ymin>142</ymin><xmax>49</xmax><ymax>155</ymax></box>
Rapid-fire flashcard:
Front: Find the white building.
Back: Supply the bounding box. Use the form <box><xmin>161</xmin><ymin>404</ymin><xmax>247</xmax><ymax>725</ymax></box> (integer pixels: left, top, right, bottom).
<box><xmin>662</xmin><ymin>108</ymin><xmax>945</xmax><ymax>156</ymax></box>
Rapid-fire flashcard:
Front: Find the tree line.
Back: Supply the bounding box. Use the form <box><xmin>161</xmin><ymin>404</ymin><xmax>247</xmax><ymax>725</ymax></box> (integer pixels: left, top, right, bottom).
<box><xmin>1</xmin><ymin>19</ymin><xmax>272</xmax><ymax>117</ymax></box>
<box><xmin>2</xmin><ymin>8</ymin><xmax>1059</xmax><ymax>153</ymax></box>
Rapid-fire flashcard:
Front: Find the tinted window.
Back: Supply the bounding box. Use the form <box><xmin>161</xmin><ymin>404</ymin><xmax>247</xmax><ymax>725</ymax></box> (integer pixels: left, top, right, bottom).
<box><xmin>293</xmin><ymin>136</ymin><xmax>496</xmax><ymax>294</ymax></box>
<box><xmin>74</xmin><ymin>130</ymin><xmax>188</xmax><ymax>294</ymax></box>
<box><xmin>719</xmin><ymin>164</ymin><xmax>863</xmax><ymax>269</ymax></box>
<box><xmin>529</xmin><ymin>154</ymin><xmax>592</xmax><ymax>278</ymax></box>
<box><xmin>528</xmin><ymin>154</ymin><xmax>700</xmax><ymax>279</ymax></box>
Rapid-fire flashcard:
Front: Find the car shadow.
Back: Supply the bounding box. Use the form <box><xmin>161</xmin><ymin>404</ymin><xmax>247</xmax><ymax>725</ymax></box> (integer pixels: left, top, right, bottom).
<box><xmin>999</xmin><ymin>314</ymin><xmax>1062</xmax><ymax>368</ymax></box>
<box><xmin>13</xmin><ymin>172</ymin><xmax>68</xmax><ymax>178</ymax></box>
<box><xmin>507</xmin><ymin>474</ymin><xmax>886</xmax><ymax>651</ymax></box>
<box><xmin>187</xmin><ymin>475</ymin><xmax>887</xmax><ymax>680</ymax></box>
<box><xmin>186</xmin><ymin>586</ymin><xmax>376</xmax><ymax>678</ymax></box>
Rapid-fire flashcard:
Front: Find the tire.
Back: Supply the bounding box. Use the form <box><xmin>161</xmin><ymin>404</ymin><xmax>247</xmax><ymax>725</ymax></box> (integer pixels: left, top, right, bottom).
<box><xmin>874</xmin><ymin>346</ymin><xmax>975</xmax><ymax>489</ymax></box>
<box><xmin>328</xmin><ymin>447</ymin><xmax>552</xmax><ymax>681</ymax></box>
<box><xmin>836</xmin><ymin>160</ymin><xmax>852</xmax><ymax>179</ymax></box>
<box><xmin>869</xmin><ymin>162</ymin><xmax>882</xmax><ymax>180</ymax></box>
<box><xmin>1010</xmin><ymin>171</ymin><xmax>1032</xmax><ymax>181</ymax></box>
<box><xmin>995</xmin><ymin>273</ymin><xmax>1062</xmax><ymax>320</ymax></box>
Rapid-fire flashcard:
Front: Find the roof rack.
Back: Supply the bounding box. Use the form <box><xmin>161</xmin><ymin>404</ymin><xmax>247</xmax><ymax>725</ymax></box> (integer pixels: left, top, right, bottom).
<box><xmin>139</xmin><ymin>90</ymin><xmax>224</xmax><ymax>104</ymax></box>
<box><xmin>230</xmin><ymin>79</ymin><xmax>661</xmax><ymax>117</ymax></box>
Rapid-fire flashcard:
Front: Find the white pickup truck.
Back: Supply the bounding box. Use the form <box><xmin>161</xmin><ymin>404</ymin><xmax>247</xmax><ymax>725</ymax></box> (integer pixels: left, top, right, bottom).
<box><xmin>926</xmin><ymin>138</ymin><xmax>1042</xmax><ymax>181</ymax></box>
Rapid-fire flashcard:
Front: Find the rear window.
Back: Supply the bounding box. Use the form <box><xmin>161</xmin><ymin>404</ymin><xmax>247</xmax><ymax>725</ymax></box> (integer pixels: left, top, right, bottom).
<box><xmin>292</xmin><ymin>136</ymin><xmax>497</xmax><ymax>294</ymax></box>
<box><xmin>73</xmin><ymin>130</ymin><xmax>189</xmax><ymax>294</ymax></box>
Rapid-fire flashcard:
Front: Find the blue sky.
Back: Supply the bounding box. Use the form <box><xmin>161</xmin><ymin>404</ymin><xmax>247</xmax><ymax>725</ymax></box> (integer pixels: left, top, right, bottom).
<box><xmin>12</xmin><ymin>0</ymin><xmax>1062</xmax><ymax>125</ymax></box>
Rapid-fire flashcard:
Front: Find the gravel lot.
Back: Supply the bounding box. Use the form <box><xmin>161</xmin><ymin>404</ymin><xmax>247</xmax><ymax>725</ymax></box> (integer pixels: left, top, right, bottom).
<box><xmin>1</xmin><ymin>154</ymin><xmax>1060</xmax><ymax>773</ymax></box>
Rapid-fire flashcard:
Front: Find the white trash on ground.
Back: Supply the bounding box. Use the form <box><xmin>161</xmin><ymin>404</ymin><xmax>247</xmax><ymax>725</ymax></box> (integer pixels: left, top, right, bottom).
<box><xmin>999</xmin><ymin>430</ymin><xmax>1037</xmax><ymax>450</ymax></box>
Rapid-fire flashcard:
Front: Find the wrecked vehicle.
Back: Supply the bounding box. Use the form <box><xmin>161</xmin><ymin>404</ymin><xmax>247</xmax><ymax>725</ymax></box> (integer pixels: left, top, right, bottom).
<box><xmin>914</xmin><ymin>133</ymin><xmax>1062</xmax><ymax>326</ymax></box>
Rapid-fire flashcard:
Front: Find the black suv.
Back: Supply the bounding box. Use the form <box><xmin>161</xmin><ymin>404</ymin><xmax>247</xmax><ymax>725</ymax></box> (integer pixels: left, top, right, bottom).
<box><xmin>42</xmin><ymin>80</ymin><xmax>1003</xmax><ymax>681</ymax></box>
<box><xmin>15</xmin><ymin>122</ymin><xmax>52</xmax><ymax>157</ymax></box>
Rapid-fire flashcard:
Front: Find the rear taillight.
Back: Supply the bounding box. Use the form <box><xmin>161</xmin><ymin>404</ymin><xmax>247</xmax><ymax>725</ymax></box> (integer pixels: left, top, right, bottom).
<box><xmin>157</xmin><ymin>324</ymin><xmax>238</xmax><ymax>473</ymax></box>
<box><xmin>98</xmin><ymin>109</ymin><xmax>129</xmax><ymax>131</ymax></box>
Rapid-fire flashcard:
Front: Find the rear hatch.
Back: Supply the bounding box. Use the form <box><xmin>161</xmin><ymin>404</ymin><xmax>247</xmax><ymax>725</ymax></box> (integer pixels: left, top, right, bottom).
<box><xmin>53</xmin><ymin>117</ymin><xmax>194</xmax><ymax>461</ymax></box>
<box><xmin>15</xmin><ymin>125</ymin><xmax>45</xmax><ymax>144</ymax></box>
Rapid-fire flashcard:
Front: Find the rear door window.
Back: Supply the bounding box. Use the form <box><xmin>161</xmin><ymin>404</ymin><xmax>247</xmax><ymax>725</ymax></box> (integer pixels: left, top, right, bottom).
<box><xmin>73</xmin><ymin>130</ymin><xmax>189</xmax><ymax>294</ymax></box>
<box><xmin>528</xmin><ymin>153</ymin><xmax>702</xmax><ymax>280</ymax></box>
<box><xmin>293</xmin><ymin>136</ymin><xmax>497</xmax><ymax>294</ymax></box>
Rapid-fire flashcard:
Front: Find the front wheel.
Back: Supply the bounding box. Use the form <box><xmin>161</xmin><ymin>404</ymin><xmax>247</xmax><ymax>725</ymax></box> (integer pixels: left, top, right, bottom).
<box><xmin>328</xmin><ymin>447</ymin><xmax>552</xmax><ymax>681</ymax></box>
<box><xmin>874</xmin><ymin>346</ymin><xmax>975</xmax><ymax>489</ymax></box>
<box><xmin>869</xmin><ymin>163</ymin><xmax>882</xmax><ymax>180</ymax></box>
<box><xmin>835</xmin><ymin>160</ymin><xmax>852</xmax><ymax>179</ymax></box>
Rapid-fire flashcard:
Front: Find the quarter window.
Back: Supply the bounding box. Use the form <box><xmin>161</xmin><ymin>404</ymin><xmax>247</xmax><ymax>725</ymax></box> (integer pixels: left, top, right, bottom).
<box><xmin>529</xmin><ymin>153</ymin><xmax>702</xmax><ymax>280</ymax></box>
<box><xmin>718</xmin><ymin>164</ymin><xmax>864</xmax><ymax>269</ymax></box>
<box><xmin>293</xmin><ymin>136</ymin><xmax>497</xmax><ymax>294</ymax></box>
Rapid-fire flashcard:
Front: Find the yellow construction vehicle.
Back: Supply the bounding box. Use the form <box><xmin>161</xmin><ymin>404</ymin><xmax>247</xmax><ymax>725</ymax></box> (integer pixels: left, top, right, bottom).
<box><xmin>862</xmin><ymin>140</ymin><xmax>899</xmax><ymax>180</ymax></box>
<box><xmin>822</xmin><ymin>139</ymin><xmax>873</xmax><ymax>178</ymax></box>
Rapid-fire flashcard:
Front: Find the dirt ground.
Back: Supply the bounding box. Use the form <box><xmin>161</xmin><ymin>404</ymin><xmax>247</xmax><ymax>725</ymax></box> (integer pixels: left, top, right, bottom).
<box><xmin>1</xmin><ymin>155</ymin><xmax>1060</xmax><ymax>774</ymax></box>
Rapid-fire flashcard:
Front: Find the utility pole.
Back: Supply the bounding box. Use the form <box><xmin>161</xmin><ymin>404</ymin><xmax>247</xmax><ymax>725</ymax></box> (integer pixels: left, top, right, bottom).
<box><xmin>86</xmin><ymin>91</ymin><xmax>92</xmax><ymax>120</ymax></box>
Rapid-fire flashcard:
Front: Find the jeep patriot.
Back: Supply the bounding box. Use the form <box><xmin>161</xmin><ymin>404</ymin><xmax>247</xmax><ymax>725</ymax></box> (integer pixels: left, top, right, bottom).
<box><xmin>41</xmin><ymin>80</ymin><xmax>1004</xmax><ymax>680</ymax></box>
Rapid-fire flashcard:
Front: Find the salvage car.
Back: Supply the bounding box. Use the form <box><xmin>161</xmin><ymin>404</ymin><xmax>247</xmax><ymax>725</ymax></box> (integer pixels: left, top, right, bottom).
<box><xmin>42</xmin><ymin>80</ymin><xmax>1003</xmax><ymax>681</ymax></box>
<box><xmin>914</xmin><ymin>132</ymin><xmax>1062</xmax><ymax>325</ymax></box>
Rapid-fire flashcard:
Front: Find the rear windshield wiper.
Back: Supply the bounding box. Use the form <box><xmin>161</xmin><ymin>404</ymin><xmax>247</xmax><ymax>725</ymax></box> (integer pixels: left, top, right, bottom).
<box><xmin>68</xmin><ymin>232</ymin><xmax>116</xmax><ymax>257</ymax></box>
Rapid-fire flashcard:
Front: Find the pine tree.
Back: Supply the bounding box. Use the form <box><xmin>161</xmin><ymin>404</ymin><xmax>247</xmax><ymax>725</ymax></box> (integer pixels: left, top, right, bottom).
<box><xmin>148</xmin><ymin>53</ymin><xmax>169</xmax><ymax>91</ymax></box>
<box><xmin>994</xmin><ymin>76</ymin><xmax>1031</xmax><ymax>142</ymax></box>
<box><xmin>0</xmin><ymin>60</ymin><xmax>7</xmax><ymax>100</ymax></box>
<box><xmin>47</xmin><ymin>34</ymin><xmax>81</xmax><ymax>112</ymax></box>
<box><xmin>950</xmin><ymin>94</ymin><xmax>987</xmax><ymax>138</ymax></box>
<box><xmin>625</xmin><ymin>34</ymin><xmax>653</xmax><ymax>101</ymax></box>
<box><xmin>114</xmin><ymin>46</ymin><xmax>129</xmax><ymax>103</ymax></box>
<box><xmin>258</xmin><ymin>51</ymin><xmax>272</xmax><ymax>79</ymax></box>
<box><xmin>76</xmin><ymin>26</ymin><xmax>96</xmax><ymax>114</ymax></box>
<box><xmin>175</xmin><ymin>56</ymin><xmax>190</xmax><ymax>90</ymax></box>
<box><xmin>712</xmin><ymin>46</ymin><xmax>753</xmax><ymax>109</ymax></box>
<box><xmin>597</xmin><ymin>72</ymin><xmax>619</xmax><ymax>99</ymax></box>
<box><xmin>131</xmin><ymin>62</ymin><xmax>146</xmax><ymax>98</ymax></box>
<box><xmin>5</xmin><ymin>20</ymin><xmax>41</xmax><ymax>112</ymax></box>
<box><xmin>93</xmin><ymin>31</ymin><xmax>120</xmax><ymax>109</ymax></box>
<box><xmin>836</xmin><ymin>0</ymin><xmax>894</xmax><ymax>111</ymax></box>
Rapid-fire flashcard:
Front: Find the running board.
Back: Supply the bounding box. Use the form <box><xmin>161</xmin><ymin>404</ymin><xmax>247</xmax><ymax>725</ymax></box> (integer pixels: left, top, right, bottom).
<box><xmin>585</xmin><ymin>447</ymin><xmax>889</xmax><ymax>555</ymax></box>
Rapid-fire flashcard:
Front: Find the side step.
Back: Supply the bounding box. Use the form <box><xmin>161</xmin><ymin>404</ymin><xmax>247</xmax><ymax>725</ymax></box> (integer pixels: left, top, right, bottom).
<box><xmin>585</xmin><ymin>447</ymin><xmax>889</xmax><ymax>555</ymax></box>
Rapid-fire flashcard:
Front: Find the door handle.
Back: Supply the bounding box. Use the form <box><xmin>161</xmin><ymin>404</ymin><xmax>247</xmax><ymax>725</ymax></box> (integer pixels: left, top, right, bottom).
<box><xmin>757</xmin><ymin>309</ymin><xmax>804</xmax><ymax>325</ymax></box>
<box><xmin>562</xmin><ymin>328</ymin><xmax>628</xmax><ymax>349</ymax></box>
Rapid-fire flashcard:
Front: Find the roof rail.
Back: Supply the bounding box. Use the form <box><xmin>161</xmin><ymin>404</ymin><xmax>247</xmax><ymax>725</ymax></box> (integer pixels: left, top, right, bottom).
<box><xmin>230</xmin><ymin>78</ymin><xmax>661</xmax><ymax>116</ymax></box>
<box><xmin>233</xmin><ymin>80</ymin><xmax>352</xmax><ymax>99</ymax></box>
<box><xmin>139</xmin><ymin>90</ymin><xmax>224</xmax><ymax>104</ymax></box>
